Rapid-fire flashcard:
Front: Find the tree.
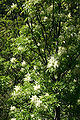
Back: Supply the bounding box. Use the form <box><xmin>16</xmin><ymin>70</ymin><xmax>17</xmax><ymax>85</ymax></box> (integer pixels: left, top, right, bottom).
<box><xmin>0</xmin><ymin>0</ymin><xmax>80</xmax><ymax>120</ymax></box>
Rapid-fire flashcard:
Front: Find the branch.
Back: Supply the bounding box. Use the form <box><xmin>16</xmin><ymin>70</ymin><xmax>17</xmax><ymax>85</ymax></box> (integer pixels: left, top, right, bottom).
<box><xmin>30</xmin><ymin>18</ymin><xmax>46</xmax><ymax>65</ymax></box>
<box><xmin>60</xmin><ymin>53</ymin><xmax>80</xmax><ymax>80</ymax></box>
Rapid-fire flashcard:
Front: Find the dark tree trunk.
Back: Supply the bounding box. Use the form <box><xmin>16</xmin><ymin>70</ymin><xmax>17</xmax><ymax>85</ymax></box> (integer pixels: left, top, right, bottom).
<box><xmin>54</xmin><ymin>106</ymin><xmax>60</xmax><ymax>120</ymax></box>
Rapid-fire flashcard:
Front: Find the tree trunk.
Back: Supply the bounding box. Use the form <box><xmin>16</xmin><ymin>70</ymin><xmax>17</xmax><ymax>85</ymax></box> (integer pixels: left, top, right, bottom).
<box><xmin>54</xmin><ymin>106</ymin><xmax>60</xmax><ymax>120</ymax></box>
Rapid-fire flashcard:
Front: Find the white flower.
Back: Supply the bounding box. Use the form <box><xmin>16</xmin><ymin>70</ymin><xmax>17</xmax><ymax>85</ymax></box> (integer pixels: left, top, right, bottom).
<box><xmin>24</xmin><ymin>73</ymin><xmax>31</xmax><ymax>82</ymax></box>
<box><xmin>31</xmin><ymin>95</ymin><xmax>42</xmax><ymax>107</ymax></box>
<box><xmin>22</xmin><ymin>60</ymin><xmax>26</xmax><ymax>66</ymax></box>
<box><xmin>54</xmin><ymin>60</ymin><xmax>58</xmax><ymax>68</ymax></box>
<box><xmin>31</xmin><ymin>114</ymin><xmax>34</xmax><ymax>118</ymax></box>
<box><xmin>20</xmin><ymin>68</ymin><xmax>25</xmax><ymax>72</ymax></box>
<box><xmin>33</xmin><ymin>84</ymin><xmax>40</xmax><ymax>90</ymax></box>
<box><xmin>35</xmin><ymin>99</ymin><xmax>42</xmax><ymax>107</ymax></box>
<box><xmin>45</xmin><ymin>93</ymin><xmax>49</xmax><ymax>96</ymax></box>
<box><xmin>24</xmin><ymin>77</ymin><xmax>30</xmax><ymax>82</ymax></box>
<box><xmin>11</xmin><ymin>118</ymin><xmax>16</xmax><ymax>120</ymax></box>
<box><xmin>47</xmin><ymin>56</ymin><xmax>54</xmax><ymax>68</ymax></box>
<box><xmin>41</xmin><ymin>49</ymin><xmax>44</xmax><ymax>52</ymax></box>
<box><xmin>58</xmin><ymin>46</ymin><xmax>66</xmax><ymax>55</ymax></box>
<box><xmin>10</xmin><ymin>57</ymin><xmax>16</xmax><ymax>63</ymax></box>
<box><xmin>63</xmin><ymin>41</ymin><xmax>65</xmax><ymax>43</ymax></box>
<box><xmin>31</xmin><ymin>95</ymin><xmax>38</xmax><ymax>102</ymax></box>
<box><xmin>47</xmin><ymin>56</ymin><xmax>59</xmax><ymax>68</ymax></box>
<box><xmin>14</xmin><ymin>85</ymin><xmax>20</xmax><ymax>92</ymax></box>
<box><xmin>37</xmin><ymin>43</ymin><xmax>40</xmax><ymax>46</ymax></box>
<box><xmin>77</xmin><ymin>99</ymin><xmax>80</xmax><ymax>104</ymax></box>
<box><xmin>47</xmin><ymin>62</ymin><xmax>53</xmax><ymax>68</ymax></box>
<box><xmin>11</xmin><ymin>3</ymin><xmax>17</xmax><ymax>9</ymax></box>
<box><xmin>44</xmin><ymin>16</ymin><xmax>47</xmax><ymax>21</ymax></box>
<box><xmin>68</xmin><ymin>13</ymin><xmax>71</xmax><ymax>18</ymax></box>
<box><xmin>73</xmin><ymin>79</ymin><xmax>76</xmax><ymax>82</ymax></box>
<box><xmin>18</xmin><ymin>46</ymin><xmax>23</xmax><ymax>51</ymax></box>
<box><xmin>10</xmin><ymin>106</ymin><xmax>16</xmax><ymax>111</ymax></box>
<box><xmin>50</xmin><ymin>5</ymin><xmax>53</xmax><ymax>8</ymax></box>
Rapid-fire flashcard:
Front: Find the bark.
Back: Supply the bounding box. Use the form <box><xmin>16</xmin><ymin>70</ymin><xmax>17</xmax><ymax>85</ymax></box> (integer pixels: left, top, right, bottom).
<box><xmin>54</xmin><ymin>106</ymin><xmax>60</xmax><ymax>120</ymax></box>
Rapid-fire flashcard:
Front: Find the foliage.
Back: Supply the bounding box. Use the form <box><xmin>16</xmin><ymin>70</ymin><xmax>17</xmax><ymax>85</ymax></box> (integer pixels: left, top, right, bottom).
<box><xmin>0</xmin><ymin>0</ymin><xmax>80</xmax><ymax>120</ymax></box>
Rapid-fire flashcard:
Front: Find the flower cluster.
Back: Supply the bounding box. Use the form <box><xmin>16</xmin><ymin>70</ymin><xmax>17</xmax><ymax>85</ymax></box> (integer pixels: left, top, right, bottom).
<box><xmin>10</xmin><ymin>57</ymin><xmax>16</xmax><ymax>63</ymax></box>
<box><xmin>33</xmin><ymin>84</ymin><xmax>40</xmax><ymax>90</ymax></box>
<box><xmin>47</xmin><ymin>56</ymin><xmax>59</xmax><ymax>68</ymax></box>
<box><xmin>10</xmin><ymin>106</ymin><xmax>16</xmax><ymax>111</ymax></box>
<box><xmin>11</xmin><ymin>3</ymin><xmax>17</xmax><ymax>9</ymax></box>
<box><xmin>58</xmin><ymin>46</ymin><xmax>66</xmax><ymax>55</ymax></box>
<box><xmin>31</xmin><ymin>95</ymin><xmax>42</xmax><ymax>107</ymax></box>
<box><xmin>14</xmin><ymin>85</ymin><xmax>21</xmax><ymax>92</ymax></box>
<box><xmin>24</xmin><ymin>73</ymin><xmax>31</xmax><ymax>82</ymax></box>
<box><xmin>21</xmin><ymin>60</ymin><xmax>26</xmax><ymax>66</ymax></box>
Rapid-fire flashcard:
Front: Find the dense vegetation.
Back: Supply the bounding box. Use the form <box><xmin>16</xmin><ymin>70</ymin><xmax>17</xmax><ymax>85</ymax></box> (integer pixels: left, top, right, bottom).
<box><xmin>0</xmin><ymin>0</ymin><xmax>80</xmax><ymax>120</ymax></box>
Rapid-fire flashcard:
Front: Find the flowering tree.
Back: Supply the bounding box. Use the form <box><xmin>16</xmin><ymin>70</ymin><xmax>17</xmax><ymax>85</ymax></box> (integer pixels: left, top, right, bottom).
<box><xmin>0</xmin><ymin>0</ymin><xmax>80</xmax><ymax>120</ymax></box>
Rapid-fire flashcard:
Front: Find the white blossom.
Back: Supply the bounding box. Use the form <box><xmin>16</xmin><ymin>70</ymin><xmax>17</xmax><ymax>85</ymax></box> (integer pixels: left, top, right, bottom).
<box><xmin>47</xmin><ymin>56</ymin><xmax>55</xmax><ymax>68</ymax></box>
<box><xmin>77</xmin><ymin>99</ymin><xmax>80</xmax><ymax>104</ymax></box>
<box><xmin>31</xmin><ymin>95</ymin><xmax>38</xmax><ymax>102</ymax></box>
<box><xmin>47</xmin><ymin>62</ymin><xmax>53</xmax><ymax>68</ymax></box>
<box><xmin>44</xmin><ymin>16</ymin><xmax>47</xmax><ymax>21</ymax></box>
<box><xmin>47</xmin><ymin>56</ymin><xmax>59</xmax><ymax>68</ymax></box>
<box><xmin>35</xmin><ymin>99</ymin><xmax>42</xmax><ymax>107</ymax></box>
<box><xmin>31</xmin><ymin>114</ymin><xmax>34</xmax><ymax>118</ymax></box>
<box><xmin>10</xmin><ymin>106</ymin><xmax>16</xmax><ymax>111</ymax></box>
<box><xmin>58</xmin><ymin>46</ymin><xmax>66</xmax><ymax>55</ymax></box>
<box><xmin>24</xmin><ymin>73</ymin><xmax>31</xmax><ymax>82</ymax></box>
<box><xmin>18</xmin><ymin>46</ymin><xmax>24</xmax><ymax>51</ymax></box>
<box><xmin>37</xmin><ymin>43</ymin><xmax>40</xmax><ymax>46</ymax></box>
<box><xmin>33</xmin><ymin>84</ymin><xmax>40</xmax><ymax>90</ymax></box>
<box><xmin>68</xmin><ymin>13</ymin><xmax>71</xmax><ymax>18</ymax></box>
<box><xmin>11</xmin><ymin>3</ymin><xmax>17</xmax><ymax>9</ymax></box>
<box><xmin>14</xmin><ymin>85</ymin><xmax>20</xmax><ymax>92</ymax></box>
<box><xmin>11</xmin><ymin>118</ymin><xmax>16</xmax><ymax>120</ymax></box>
<box><xmin>31</xmin><ymin>95</ymin><xmax>42</xmax><ymax>107</ymax></box>
<box><xmin>73</xmin><ymin>79</ymin><xmax>76</xmax><ymax>82</ymax></box>
<box><xmin>45</xmin><ymin>93</ymin><xmax>49</xmax><ymax>96</ymax></box>
<box><xmin>50</xmin><ymin>5</ymin><xmax>53</xmax><ymax>8</ymax></box>
<box><xmin>10</xmin><ymin>57</ymin><xmax>16</xmax><ymax>63</ymax></box>
<box><xmin>20</xmin><ymin>68</ymin><xmax>25</xmax><ymax>72</ymax></box>
<box><xmin>21</xmin><ymin>60</ymin><xmax>26</xmax><ymax>66</ymax></box>
<box><xmin>54</xmin><ymin>60</ymin><xmax>58</xmax><ymax>68</ymax></box>
<box><xmin>41</xmin><ymin>49</ymin><xmax>44</xmax><ymax>52</ymax></box>
<box><xmin>63</xmin><ymin>41</ymin><xmax>65</xmax><ymax>43</ymax></box>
